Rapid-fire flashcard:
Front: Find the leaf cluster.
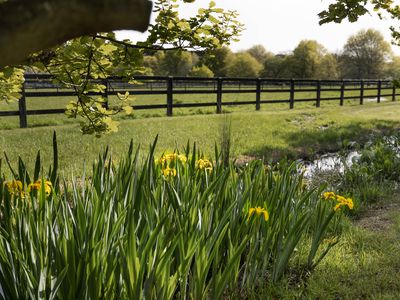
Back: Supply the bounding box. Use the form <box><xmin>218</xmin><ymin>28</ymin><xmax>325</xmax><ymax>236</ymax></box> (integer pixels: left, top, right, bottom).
<box><xmin>147</xmin><ymin>0</ymin><xmax>243</xmax><ymax>51</ymax></box>
<box><xmin>0</xmin><ymin>67</ymin><xmax>24</xmax><ymax>103</ymax></box>
<box><xmin>319</xmin><ymin>0</ymin><xmax>400</xmax><ymax>43</ymax></box>
<box><xmin>0</xmin><ymin>0</ymin><xmax>243</xmax><ymax>135</ymax></box>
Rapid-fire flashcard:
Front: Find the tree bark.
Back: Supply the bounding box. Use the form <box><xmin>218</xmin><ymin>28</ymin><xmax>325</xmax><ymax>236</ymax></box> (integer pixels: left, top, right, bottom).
<box><xmin>0</xmin><ymin>0</ymin><xmax>153</xmax><ymax>68</ymax></box>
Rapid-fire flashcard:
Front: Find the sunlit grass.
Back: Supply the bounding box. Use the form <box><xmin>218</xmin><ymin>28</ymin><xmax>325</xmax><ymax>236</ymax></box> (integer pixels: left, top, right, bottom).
<box><xmin>238</xmin><ymin>204</ymin><xmax>400</xmax><ymax>299</ymax></box>
<box><xmin>1</xmin><ymin>101</ymin><xmax>400</xmax><ymax>177</ymax></box>
<box><xmin>0</xmin><ymin>87</ymin><xmax>395</xmax><ymax>127</ymax></box>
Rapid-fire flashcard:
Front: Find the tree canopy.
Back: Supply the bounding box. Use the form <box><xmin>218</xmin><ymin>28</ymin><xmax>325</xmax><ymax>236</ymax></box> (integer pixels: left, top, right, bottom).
<box><xmin>246</xmin><ymin>45</ymin><xmax>273</xmax><ymax>64</ymax></box>
<box><xmin>340</xmin><ymin>29</ymin><xmax>392</xmax><ymax>78</ymax></box>
<box><xmin>0</xmin><ymin>0</ymin><xmax>243</xmax><ymax>135</ymax></box>
<box><xmin>225</xmin><ymin>52</ymin><xmax>262</xmax><ymax>78</ymax></box>
<box><xmin>289</xmin><ymin>40</ymin><xmax>331</xmax><ymax>79</ymax></box>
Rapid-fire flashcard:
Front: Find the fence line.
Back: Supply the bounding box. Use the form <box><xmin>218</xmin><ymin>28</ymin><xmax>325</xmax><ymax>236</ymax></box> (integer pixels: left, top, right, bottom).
<box><xmin>0</xmin><ymin>75</ymin><xmax>398</xmax><ymax>128</ymax></box>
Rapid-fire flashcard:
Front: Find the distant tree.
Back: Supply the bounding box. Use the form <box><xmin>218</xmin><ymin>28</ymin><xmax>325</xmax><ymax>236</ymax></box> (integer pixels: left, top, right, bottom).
<box><xmin>189</xmin><ymin>65</ymin><xmax>214</xmax><ymax>77</ymax></box>
<box><xmin>319</xmin><ymin>53</ymin><xmax>340</xmax><ymax>79</ymax></box>
<box><xmin>141</xmin><ymin>55</ymin><xmax>159</xmax><ymax>75</ymax></box>
<box><xmin>339</xmin><ymin>29</ymin><xmax>392</xmax><ymax>78</ymax></box>
<box><xmin>261</xmin><ymin>54</ymin><xmax>293</xmax><ymax>78</ymax></box>
<box><xmin>202</xmin><ymin>47</ymin><xmax>233</xmax><ymax>77</ymax></box>
<box><xmin>225</xmin><ymin>52</ymin><xmax>262</xmax><ymax>77</ymax></box>
<box><xmin>289</xmin><ymin>40</ymin><xmax>331</xmax><ymax>79</ymax></box>
<box><xmin>385</xmin><ymin>56</ymin><xmax>400</xmax><ymax>79</ymax></box>
<box><xmin>246</xmin><ymin>45</ymin><xmax>273</xmax><ymax>64</ymax></box>
<box><xmin>156</xmin><ymin>51</ymin><xmax>198</xmax><ymax>76</ymax></box>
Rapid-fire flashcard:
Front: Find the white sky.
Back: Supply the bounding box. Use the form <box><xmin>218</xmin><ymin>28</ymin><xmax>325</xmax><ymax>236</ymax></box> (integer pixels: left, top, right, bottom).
<box><xmin>116</xmin><ymin>0</ymin><xmax>400</xmax><ymax>55</ymax></box>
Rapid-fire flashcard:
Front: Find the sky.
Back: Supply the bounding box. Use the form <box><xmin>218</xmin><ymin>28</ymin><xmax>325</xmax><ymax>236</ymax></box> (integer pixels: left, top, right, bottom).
<box><xmin>116</xmin><ymin>0</ymin><xmax>400</xmax><ymax>55</ymax></box>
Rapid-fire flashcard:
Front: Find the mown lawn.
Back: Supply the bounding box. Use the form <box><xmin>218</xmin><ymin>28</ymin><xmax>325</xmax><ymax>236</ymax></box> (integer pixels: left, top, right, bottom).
<box><xmin>0</xmin><ymin>85</ymin><xmax>392</xmax><ymax>126</ymax></box>
<box><xmin>1</xmin><ymin>100</ymin><xmax>400</xmax><ymax>177</ymax></box>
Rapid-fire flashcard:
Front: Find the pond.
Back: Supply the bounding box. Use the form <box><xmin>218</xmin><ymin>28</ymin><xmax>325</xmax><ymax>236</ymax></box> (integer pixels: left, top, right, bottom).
<box><xmin>302</xmin><ymin>151</ymin><xmax>360</xmax><ymax>178</ymax></box>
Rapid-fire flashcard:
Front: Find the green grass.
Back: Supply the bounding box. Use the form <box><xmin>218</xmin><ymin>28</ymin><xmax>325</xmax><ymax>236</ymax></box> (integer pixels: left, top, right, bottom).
<box><xmin>250</xmin><ymin>205</ymin><xmax>400</xmax><ymax>299</ymax></box>
<box><xmin>1</xmin><ymin>89</ymin><xmax>400</xmax><ymax>298</ymax></box>
<box><xmin>1</xmin><ymin>100</ymin><xmax>400</xmax><ymax>177</ymax></box>
<box><xmin>0</xmin><ymin>86</ymin><xmax>393</xmax><ymax>125</ymax></box>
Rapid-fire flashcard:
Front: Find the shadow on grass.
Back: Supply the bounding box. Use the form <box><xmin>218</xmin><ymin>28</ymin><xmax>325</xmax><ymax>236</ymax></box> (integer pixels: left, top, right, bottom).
<box><xmin>242</xmin><ymin>213</ymin><xmax>400</xmax><ymax>299</ymax></box>
<box><xmin>245</xmin><ymin>119</ymin><xmax>400</xmax><ymax>161</ymax></box>
<box><xmin>302</xmin><ymin>224</ymin><xmax>400</xmax><ymax>299</ymax></box>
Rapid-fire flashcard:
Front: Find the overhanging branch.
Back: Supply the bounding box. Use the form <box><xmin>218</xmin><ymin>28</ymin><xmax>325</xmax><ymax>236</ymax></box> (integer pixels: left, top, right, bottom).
<box><xmin>93</xmin><ymin>34</ymin><xmax>183</xmax><ymax>51</ymax></box>
<box><xmin>0</xmin><ymin>0</ymin><xmax>153</xmax><ymax>68</ymax></box>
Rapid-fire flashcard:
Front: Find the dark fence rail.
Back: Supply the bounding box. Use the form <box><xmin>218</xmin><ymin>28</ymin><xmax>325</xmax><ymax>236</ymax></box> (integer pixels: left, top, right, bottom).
<box><xmin>2</xmin><ymin>75</ymin><xmax>398</xmax><ymax>128</ymax></box>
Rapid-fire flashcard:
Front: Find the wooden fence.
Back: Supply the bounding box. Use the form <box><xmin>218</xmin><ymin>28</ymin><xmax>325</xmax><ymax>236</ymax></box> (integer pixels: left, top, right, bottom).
<box><xmin>0</xmin><ymin>74</ymin><xmax>398</xmax><ymax>128</ymax></box>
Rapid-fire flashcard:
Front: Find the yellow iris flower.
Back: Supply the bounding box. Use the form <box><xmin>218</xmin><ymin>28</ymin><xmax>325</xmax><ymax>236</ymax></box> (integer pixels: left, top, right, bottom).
<box><xmin>197</xmin><ymin>159</ymin><xmax>213</xmax><ymax>171</ymax></box>
<box><xmin>323</xmin><ymin>191</ymin><xmax>336</xmax><ymax>201</ymax></box>
<box><xmin>162</xmin><ymin>167</ymin><xmax>177</xmax><ymax>177</ymax></box>
<box><xmin>334</xmin><ymin>197</ymin><xmax>354</xmax><ymax>211</ymax></box>
<box><xmin>177</xmin><ymin>154</ymin><xmax>187</xmax><ymax>163</ymax></box>
<box><xmin>4</xmin><ymin>180</ymin><xmax>24</xmax><ymax>197</ymax></box>
<box><xmin>28</xmin><ymin>180</ymin><xmax>52</xmax><ymax>196</ymax></box>
<box><xmin>158</xmin><ymin>153</ymin><xmax>187</xmax><ymax>165</ymax></box>
<box><xmin>248</xmin><ymin>206</ymin><xmax>269</xmax><ymax>221</ymax></box>
<box><xmin>322</xmin><ymin>191</ymin><xmax>354</xmax><ymax>211</ymax></box>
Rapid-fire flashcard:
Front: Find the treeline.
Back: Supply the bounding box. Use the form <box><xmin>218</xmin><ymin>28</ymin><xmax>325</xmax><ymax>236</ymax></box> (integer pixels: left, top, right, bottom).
<box><xmin>139</xmin><ymin>29</ymin><xmax>400</xmax><ymax>79</ymax></box>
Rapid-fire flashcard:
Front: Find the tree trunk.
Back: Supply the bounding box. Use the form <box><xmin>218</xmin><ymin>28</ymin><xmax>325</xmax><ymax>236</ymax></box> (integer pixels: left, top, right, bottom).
<box><xmin>0</xmin><ymin>0</ymin><xmax>152</xmax><ymax>68</ymax></box>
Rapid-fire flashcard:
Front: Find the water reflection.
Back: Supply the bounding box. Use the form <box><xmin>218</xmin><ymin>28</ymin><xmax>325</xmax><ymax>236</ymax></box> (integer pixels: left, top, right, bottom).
<box><xmin>303</xmin><ymin>151</ymin><xmax>360</xmax><ymax>178</ymax></box>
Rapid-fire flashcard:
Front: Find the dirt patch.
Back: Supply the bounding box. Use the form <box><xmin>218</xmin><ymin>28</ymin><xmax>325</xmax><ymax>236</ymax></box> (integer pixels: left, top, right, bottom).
<box><xmin>364</xmin><ymin>97</ymin><xmax>388</xmax><ymax>103</ymax></box>
<box><xmin>234</xmin><ymin>155</ymin><xmax>257</xmax><ymax>167</ymax></box>
<box><xmin>354</xmin><ymin>202</ymin><xmax>400</xmax><ymax>232</ymax></box>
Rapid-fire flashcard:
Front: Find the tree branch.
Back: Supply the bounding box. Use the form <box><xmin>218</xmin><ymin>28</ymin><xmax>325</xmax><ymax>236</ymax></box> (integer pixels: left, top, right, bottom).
<box><xmin>0</xmin><ymin>0</ymin><xmax>153</xmax><ymax>68</ymax></box>
<box><xmin>93</xmin><ymin>34</ymin><xmax>183</xmax><ymax>51</ymax></box>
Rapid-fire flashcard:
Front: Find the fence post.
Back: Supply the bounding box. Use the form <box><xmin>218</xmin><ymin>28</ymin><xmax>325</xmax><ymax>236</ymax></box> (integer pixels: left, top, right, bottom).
<box><xmin>360</xmin><ymin>80</ymin><xmax>364</xmax><ymax>105</ymax></box>
<box><xmin>256</xmin><ymin>78</ymin><xmax>261</xmax><ymax>111</ymax></box>
<box><xmin>316</xmin><ymin>80</ymin><xmax>321</xmax><ymax>108</ymax></box>
<box><xmin>167</xmin><ymin>76</ymin><xmax>173</xmax><ymax>116</ymax></box>
<box><xmin>289</xmin><ymin>79</ymin><xmax>295</xmax><ymax>109</ymax></box>
<box><xmin>377</xmin><ymin>80</ymin><xmax>382</xmax><ymax>103</ymax></box>
<box><xmin>340</xmin><ymin>80</ymin><xmax>345</xmax><ymax>106</ymax></box>
<box><xmin>216</xmin><ymin>77</ymin><xmax>222</xmax><ymax>114</ymax></box>
<box><xmin>392</xmin><ymin>83</ymin><xmax>396</xmax><ymax>102</ymax></box>
<box><xmin>103</xmin><ymin>78</ymin><xmax>109</xmax><ymax>109</ymax></box>
<box><xmin>18</xmin><ymin>83</ymin><xmax>27</xmax><ymax>128</ymax></box>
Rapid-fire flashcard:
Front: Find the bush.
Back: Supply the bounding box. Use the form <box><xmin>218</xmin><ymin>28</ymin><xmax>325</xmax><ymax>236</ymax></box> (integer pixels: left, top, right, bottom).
<box><xmin>189</xmin><ymin>65</ymin><xmax>214</xmax><ymax>77</ymax></box>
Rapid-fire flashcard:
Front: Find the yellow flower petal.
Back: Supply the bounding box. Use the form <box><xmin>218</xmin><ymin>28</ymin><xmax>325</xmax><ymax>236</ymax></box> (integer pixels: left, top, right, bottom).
<box><xmin>28</xmin><ymin>180</ymin><xmax>52</xmax><ymax>196</ymax></box>
<box><xmin>323</xmin><ymin>191</ymin><xmax>336</xmax><ymax>201</ymax></box>
<box><xmin>197</xmin><ymin>158</ymin><xmax>213</xmax><ymax>171</ymax></box>
<box><xmin>162</xmin><ymin>167</ymin><xmax>177</xmax><ymax>177</ymax></box>
<box><xmin>247</xmin><ymin>206</ymin><xmax>269</xmax><ymax>222</ymax></box>
<box><xmin>4</xmin><ymin>180</ymin><xmax>24</xmax><ymax>197</ymax></box>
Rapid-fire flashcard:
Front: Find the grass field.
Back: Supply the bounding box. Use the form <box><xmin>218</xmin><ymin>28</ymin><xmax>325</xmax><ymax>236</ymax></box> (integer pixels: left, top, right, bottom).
<box><xmin>1</xmin><ymin>97</ymin><xmax>400</xmax><ymax>177</ymax></box>
<box><xmin>0</xmin><ymin>85</ymin><xmax>393</xmax><ymax>127</ymax></box>
<box><xmin>2</xmin><ymin>92</ymin><xmax>400</xmax><ymax>298</ymax></box>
